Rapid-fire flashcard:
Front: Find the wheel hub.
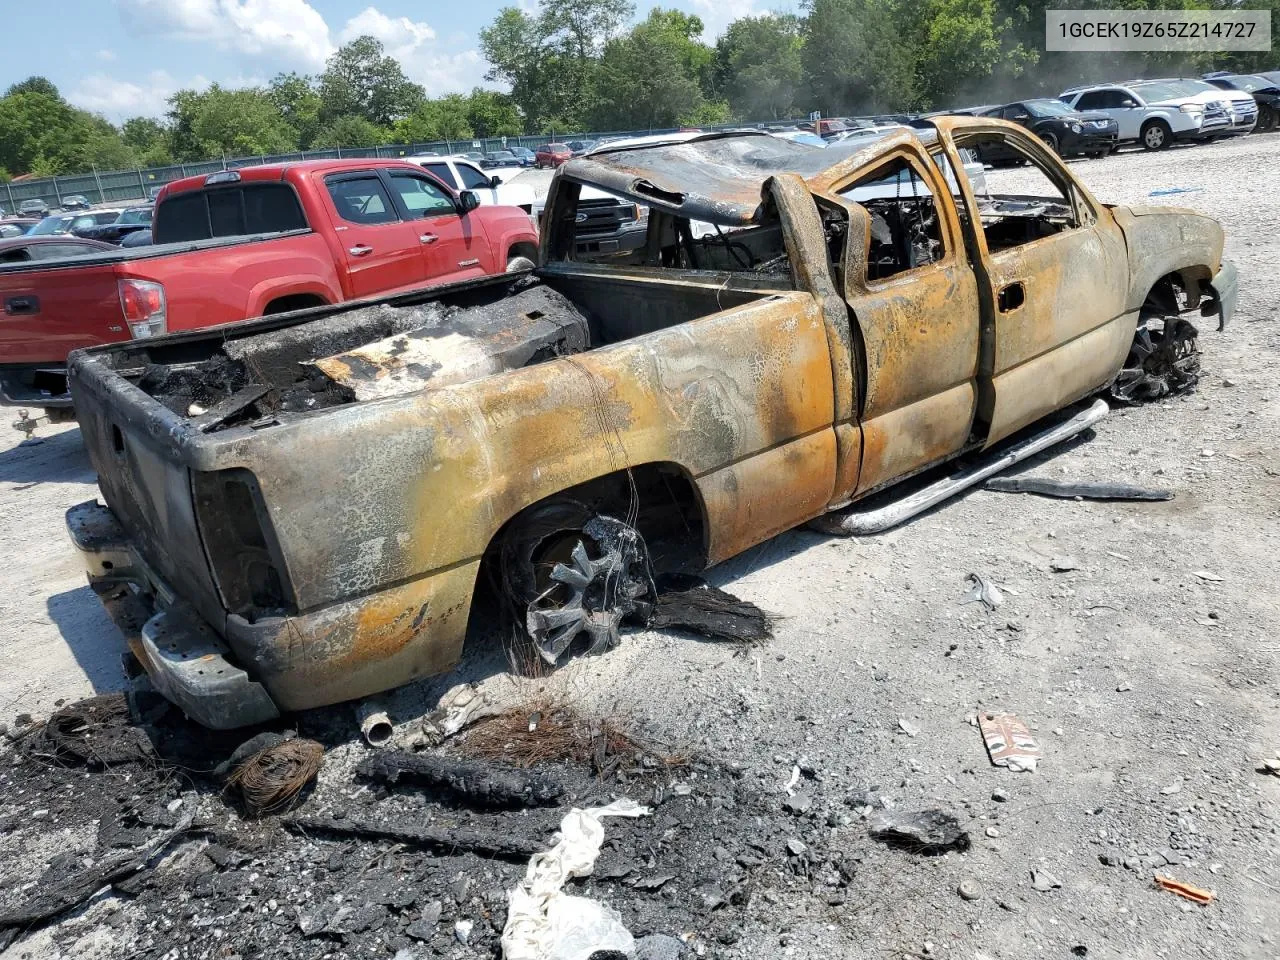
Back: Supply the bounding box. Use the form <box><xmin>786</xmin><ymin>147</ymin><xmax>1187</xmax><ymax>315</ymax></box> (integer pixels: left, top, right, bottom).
<box><xmin>525</xmin><ymin>516</ymin><xmax>655</xmax><ymax>664</ymax></box>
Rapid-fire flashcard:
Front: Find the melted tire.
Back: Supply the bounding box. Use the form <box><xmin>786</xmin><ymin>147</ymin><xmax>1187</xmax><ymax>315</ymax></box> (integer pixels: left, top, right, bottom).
<box><xmin>1111</xmin><ymin>315</ymin><xmax>1201</xmax><ymax>404</ymax></box>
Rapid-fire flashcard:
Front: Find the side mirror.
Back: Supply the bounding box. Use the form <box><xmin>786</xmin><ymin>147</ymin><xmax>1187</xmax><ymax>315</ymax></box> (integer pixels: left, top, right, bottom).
<box><xmin>1120</xmin><ymin>100</ymin><xmax>1137</xmax><ymax>108</ymax></box>
<box><xmin>1013</xmin><ymin>113</ymin><xmax>1030</xmax><ymax>121</ymax></box>
<box><xmin>457</xmin><ymin>190</ymin><xmax>481</xmax><ymax>214</ymax></box>
<box><xmin>490</xmin><ymin>175</ymin><xmax>502</xmax><ymax>187</ymax></box>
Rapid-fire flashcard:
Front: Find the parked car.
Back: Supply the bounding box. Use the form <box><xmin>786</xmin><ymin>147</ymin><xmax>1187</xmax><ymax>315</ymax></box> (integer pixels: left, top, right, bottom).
<box><xmin>0</xmin><ymin>219</ymin><xmax>39</xmax><ymax>238</ymax></box>
<box><xmin>407</xmin><ymin>155</ymin><xmax>540</xmax><ymax>212</ymax></box>
<box><xmin>510</xmin><ymin>146</ymin><xmax>537</xmax><ymax>166</ymax></box>
<box><xmin>28</xmin><ymin>210</ymin><xmax>122</xmax><ymax>236</ymax></box>
<box><xmin>61</xmin><ymin>195</ymin><xmax>92</xmax><ymax>211</ymax></box>
<box><xmin>1060</xmin><ymin>79</ymin><xmax>1255</xmax><ymax>150</ymax></box>
<box><xmin>566</xmin><ymin>140</ymin><xmax>596</xmax><ymax>157</ymax></box>
<box><xmin>120</xmin><ymin>228</ymin><xmax>152</xmax><ymax>247</ymax></box>
<box><xmin>18</xmin><ymin>199</ymin><xmax>50</xmax><ymax>217</ymax></box>
<box><xmin>799</xmin><ymin>118</ymin><xmax>853</xmax><ymax>139</ymax></box>
<box><xmin>72</xmin><ymin>205</ymin><xmax>154</xmax><ymax>245</ymax></box>
<box><xmin>63</xmin><ymin>124</ymin><xmax>1233</xmax><ymax>728</ymax></box>
<box><xmin>0</xmin><ymin>235</ymin><xmax>115</xmax><ymax>263</ymax></box>
<box><xmin>1202</xmin><ymin>74</ymin><xmax>1280</xmax><ymax>132</ymax></box>
<box><xmin>0</xmin><ymin>159</ymin><xmax>538</xmax><ymax>413</ymax></box>
<box><xmin>774</xmin><ymin>130</ymin><xmax>828</xmax><ymax>146</ymax></box>
<box><xmin>535</xmin><ymin>143</ymin><xmax>572</xmax><ymax>167</ymax></box>
<box><xmin>147</xmin><ymin>185</ymin><xmax>164</xmax><ymax>200</ymax></box>
<box><xmin>975</xmin><ymin>99</ymin><xmax>1119</xmax><ymax>158</ymax></box>
<box><xmin>481</xmin><ymin>150</ymin><xmax>524</xmax><ymax>170</ymax></box>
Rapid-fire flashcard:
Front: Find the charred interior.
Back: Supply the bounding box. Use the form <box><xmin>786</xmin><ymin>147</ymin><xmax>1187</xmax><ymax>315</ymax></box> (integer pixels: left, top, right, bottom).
<box><xmin>115</xmin><ymin>271</ymin><xmax>783</xmax><ymax>433</ymax></box>
<box><xmin>955</xmin><ymin>132</ymin><xmax>1078</xmax><ymax>252</ymax></box>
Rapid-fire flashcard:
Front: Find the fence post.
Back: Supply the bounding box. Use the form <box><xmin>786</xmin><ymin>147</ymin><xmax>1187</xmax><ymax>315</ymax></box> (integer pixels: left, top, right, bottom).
<box><xmin>92</xmin><ymin>165</ymin><xmax>106</xmax><ymax>204</ymax></box>
<box><xmin>52</xmin><ymin>177</ymin><xmax>62</xmax><ymax>207</ymax></box>
<box><xmin>136</xmin><ymin>169</ymin><xmax>146</xmax><ymax>201</ymax></box>
<box><xmin>180</xmin><ymin>165</ymin><xmax>188</xmax><ymax>177</ymax></box>
<box><xmin>4</xmin><ymin>182</ymin><xmax>12</xmax><ymax>211</ymax></box>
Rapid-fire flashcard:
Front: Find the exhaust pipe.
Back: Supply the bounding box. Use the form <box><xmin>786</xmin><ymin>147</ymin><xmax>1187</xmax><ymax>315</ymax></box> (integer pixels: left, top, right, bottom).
<box><xmin>356</xmin><ymin>699</ymin><xmax>394</xmax><ymax>747</ymax></box>
<box><xmin>810</xmin><ymin>399</ymin><xmax>1110</xmax><ymax>537</ymax></box>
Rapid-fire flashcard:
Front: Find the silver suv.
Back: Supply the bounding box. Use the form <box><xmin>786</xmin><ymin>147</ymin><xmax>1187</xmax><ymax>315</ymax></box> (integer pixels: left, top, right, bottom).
<box><xmin>1060</xmin><ymin>79</ymin><xmax>1256</xmax><ymax>150</ymax></box>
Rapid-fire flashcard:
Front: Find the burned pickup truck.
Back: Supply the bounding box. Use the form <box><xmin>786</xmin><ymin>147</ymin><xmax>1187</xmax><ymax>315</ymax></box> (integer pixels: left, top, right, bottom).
<box><xmin>65</xmin><ymin>121</ymin><xmax>1235</xmax><ymax>728</ymax></box>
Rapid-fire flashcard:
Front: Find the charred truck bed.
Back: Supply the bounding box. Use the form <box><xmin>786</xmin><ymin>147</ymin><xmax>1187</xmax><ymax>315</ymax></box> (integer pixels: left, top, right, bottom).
<box><xmin>132</xmin><ymin>280</ymin><xmax>592</xmax><ymax>428</ymax></box>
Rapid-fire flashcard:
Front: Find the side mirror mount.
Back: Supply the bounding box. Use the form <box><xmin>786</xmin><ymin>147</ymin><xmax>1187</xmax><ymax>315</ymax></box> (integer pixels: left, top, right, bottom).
<box><xmin>490</xmin><ymin>175</ymin><xmax>502</xmax><ymax>187</ymax></box>
<box><xmin>457</xmin><ymin>190</ymin><xmax>481</xmax><ymax>215</ymax></box>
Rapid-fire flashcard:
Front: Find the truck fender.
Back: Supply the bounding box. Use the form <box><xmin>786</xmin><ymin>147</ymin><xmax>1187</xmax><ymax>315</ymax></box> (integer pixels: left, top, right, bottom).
<box><xmin>247</xmin><ymin>278</ymin><xmax>340</xmax><ymax>319</ymax></box>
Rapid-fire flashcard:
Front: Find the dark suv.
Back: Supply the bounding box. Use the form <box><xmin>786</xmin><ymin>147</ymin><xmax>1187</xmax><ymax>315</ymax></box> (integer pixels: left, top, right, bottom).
<box><xmin>978</xmin><ymin>99</ymin><xmax>1119</xmax><ymax>158</ymax></box>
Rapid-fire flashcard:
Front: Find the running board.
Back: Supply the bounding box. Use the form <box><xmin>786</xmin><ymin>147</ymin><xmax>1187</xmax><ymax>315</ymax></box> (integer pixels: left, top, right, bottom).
<box><xmin>809</xmin><ymin>399</ymin><xmax>1110</xmax><ymax>537</ymax></box>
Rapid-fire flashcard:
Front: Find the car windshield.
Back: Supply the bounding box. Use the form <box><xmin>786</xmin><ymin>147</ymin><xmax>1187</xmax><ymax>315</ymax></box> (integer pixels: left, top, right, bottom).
<box><xmin>1025</xmin><ymin>99</ymin><xmax>1075</xmax><ymax>117</ymax></box>
<box><xmin>28</xmin><ymin>215</ymin><xmax>72</xmax><ymax>235</ymax></box>
<box><xmin>1133</xmin><ymin>79</ymin><xmax>1215</xmax><ymax>101</ymax></box>
<box><xmin>116</xmin><ymin>208</ymin><xmax>152</xmax><ymax>224</ymax></box>
<box><xmin>1229</xmin><ymin>75</ymin><xmax>1274</xmax><ymax>92</ymax></box>
<box><xmin>489</xmin><ymin>151</ymin><xmax>514</xmax><ymax>159</ymax></box>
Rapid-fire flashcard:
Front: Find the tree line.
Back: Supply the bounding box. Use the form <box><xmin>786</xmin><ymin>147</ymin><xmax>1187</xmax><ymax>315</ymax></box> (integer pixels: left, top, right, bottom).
<box><xmin>2</xmin><ymin>0</ymin><xmax>1277</xmax><ymax>180</ymax></box>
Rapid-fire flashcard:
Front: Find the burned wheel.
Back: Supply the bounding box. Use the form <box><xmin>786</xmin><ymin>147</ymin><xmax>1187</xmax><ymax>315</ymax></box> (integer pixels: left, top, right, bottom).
<box><xmin>1111</xmin><ymin>315</ymin><xmax>1201</xmax><ymax>403</ymax></box>
<box><xmin>500</xmin><ymin>499</ymin><xmax>655</xmax><ymax>666</ymax></box>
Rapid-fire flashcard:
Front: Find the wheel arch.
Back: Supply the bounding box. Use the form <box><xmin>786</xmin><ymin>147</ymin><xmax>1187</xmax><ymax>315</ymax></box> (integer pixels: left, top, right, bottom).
<box><xmin>478</xmin><ymin>460</ymin><xmax>711</xmax><ymax>582</ymax></box>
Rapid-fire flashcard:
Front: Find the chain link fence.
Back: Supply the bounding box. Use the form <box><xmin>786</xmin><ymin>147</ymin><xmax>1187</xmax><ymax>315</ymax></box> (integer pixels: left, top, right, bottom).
<box><xmin>0</xmin><ymin>122</ymin><xmax>807</xmax><ymax>211</ymax></box>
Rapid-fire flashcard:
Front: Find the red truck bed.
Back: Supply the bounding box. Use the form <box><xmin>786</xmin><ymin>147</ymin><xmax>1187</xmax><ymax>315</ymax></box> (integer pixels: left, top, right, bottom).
<box><xmin>0</xmin><ymin>159</ymin><xmax>538</xmax><ymax>409</ymax></box>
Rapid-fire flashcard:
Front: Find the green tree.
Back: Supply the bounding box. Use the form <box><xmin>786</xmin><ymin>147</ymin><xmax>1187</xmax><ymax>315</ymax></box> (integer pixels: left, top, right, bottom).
<box><xmin>393</xmin><ymin>96</ymin><xmax>474</xmax><ymax>142</ymax></box>
<box><xmin>802</xmin><ymin>0</ymin><xmax>918</xmax><ymax>115</ymax></box>
<box><xmin>121</xmin><ymin>116</ymin><xmax>173</xmax><ymax>165</ymax></box>
<box><xmin>311</xmin><ymin>115</ymin><xmax>389</xmax><ymax>149</ymax></box>
<box><xmin>0</xmin><ymin>89</ymin><xmax>139</xmax><ymax>175</ymax></box>
<box><xmin>481</xmin><ymin>0</ymin><xmax>635</xmax><ymax>132</ymax></box>
<box><xmin>166</xmin><ymin>85</ymin><xmax>299</xmax><ymax>161</ymax></box>
<box><xmin>319</xmin><ymin>37</ymin><xmax>425</xmax><ymax>127</ymax></box>
<box><xmin>466</xmin><ymin>89</ymin><xmax>522</xmax><ymax>138</ymax></box>
<box><xmin>4</xmin><ymin>76</ymin><xmax>61</xmax><ymax>100</ymax></box>
<box><xmin>913</xmin><ymin>0</ymin><xmax>1002</xmax><ymax>109</ymax></box>
<box><xmin>715</xmin><ymin>14</ymin><xmax>805</xmax><ymax>120</ymax></box>
<box><xmin>591</xmin><ymin>8</ymin><xmax>722</xmax><ymax>129</ymax></box>
<box><xmin>269</xmin><ymin>72</ymin><xmax>323</xmax><ymax>148</ymax></box>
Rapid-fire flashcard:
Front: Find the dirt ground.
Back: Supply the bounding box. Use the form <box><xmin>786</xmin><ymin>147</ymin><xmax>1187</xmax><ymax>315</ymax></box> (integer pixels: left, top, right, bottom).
<box><xmin>1</xmin><ymin>134</ymin><xmax>1278</xmax><ymax>960</ymax></box>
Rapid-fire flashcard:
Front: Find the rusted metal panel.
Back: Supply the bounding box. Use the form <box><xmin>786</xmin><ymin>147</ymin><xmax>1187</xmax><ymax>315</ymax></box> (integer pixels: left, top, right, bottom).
<box><xmin>232</xmin><ymin>290</ymin><xmax>835</xmax><ymax>614</ymax></box>
<box><xmin>564</xmin><ymin>130</ymin><xmax>907</xmax><ymax>226</ymax></box>
<box><xmin>1110</xmin><ymin>205</ymin><xmax>1223</xmax><ymax>311</ymax></box>
<box><xmin>813</xmin><ymin>145</ymin><xmax>982</xmax><ymax>499</ymax></box>
<box><xmin>697</xmin><ymin>429</ymin><xmax>837</xmax><ymax>565</ymax></box>
<box><xmin>985</xmin><ymin>313</ymin><xmax>1133</xmax><ymax>445</ymax></box>
<box><xmin>226</xmin><ymin>560</ymin><xmax>481</xmax><ymax>712</ymax></box>
<box><xmin>857</xmin><ymin>382</ymin><xmax>978</xmax><ymax>495</ymax></box>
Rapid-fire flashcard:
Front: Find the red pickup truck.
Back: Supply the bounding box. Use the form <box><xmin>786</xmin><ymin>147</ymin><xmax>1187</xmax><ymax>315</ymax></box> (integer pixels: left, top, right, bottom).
<box><xmin>0</xmin><ymin>159</ymin><xmax>538</xmax><ymax>411</ymax></box>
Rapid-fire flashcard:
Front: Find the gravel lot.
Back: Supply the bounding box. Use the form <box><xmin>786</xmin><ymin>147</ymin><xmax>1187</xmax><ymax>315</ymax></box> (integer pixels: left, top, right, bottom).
<box><xmin>1</xmin><ymin>135</ymin><xmax>1277</xmax><ymax>960</ymax></box>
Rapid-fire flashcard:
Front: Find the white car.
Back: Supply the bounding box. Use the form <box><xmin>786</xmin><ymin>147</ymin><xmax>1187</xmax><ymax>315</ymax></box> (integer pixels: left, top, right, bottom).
<box><xmin>406</xmin><ymin>155</ymin><xmax>540</xmax><ymax>212</ymax></box>
<box><xmin>1060</xmin><ymin>79</ymin><xmax>1256</xmax><ymax>150</ymax></box>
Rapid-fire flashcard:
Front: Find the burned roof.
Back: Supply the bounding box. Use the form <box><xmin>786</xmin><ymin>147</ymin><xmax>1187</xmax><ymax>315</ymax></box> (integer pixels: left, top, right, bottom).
<box><xmin>560</xmin><ymin>130</ymin><xmax>931</xmax><ymax>226</ymax></box>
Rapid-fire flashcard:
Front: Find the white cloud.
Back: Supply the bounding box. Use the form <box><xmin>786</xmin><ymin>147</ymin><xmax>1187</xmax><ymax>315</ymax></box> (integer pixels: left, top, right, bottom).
<box><xmin>120</xmin><ymin>0</ymin><xmax>334</xmax><ymax>70</ymax></box>
<box><xmin>338</xmin><ymin>8</ymin><xmax>489</xmax><ymax>95</ymax></box>
<box><xmin>68</xmin><ymin>70</ymin><xmax>198</xmax><ymax>119</ymax></box>
<box><xmin>78</xmin><ymin>3</ymin><xmax>491</xmax><ymax>120</ymax></box>
<box><xmin>686</xmin><ymin>0</ymin><xmax>763</xmax><ymax>39</ymax></box>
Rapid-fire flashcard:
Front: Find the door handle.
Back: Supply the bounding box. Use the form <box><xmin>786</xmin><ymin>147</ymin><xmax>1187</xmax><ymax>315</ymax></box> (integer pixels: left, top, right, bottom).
<box><xmin>4</xmin><ymin>295</ymin><xmax>38</xmax><ymax>316</ymax></box>
<box><xmin>419</xmin><ymin>234</ymin><xmax>438</xmax><ymax>244</ymax></box>
<box><xmin>997</xmin><ymin>282</ymin><xmax>1025</xmax><ymax>312</ymax></box>
<box><xmin>348</xmin><ymin>244</ymin><xmax>373</xmax><ymax>257</ymax></box>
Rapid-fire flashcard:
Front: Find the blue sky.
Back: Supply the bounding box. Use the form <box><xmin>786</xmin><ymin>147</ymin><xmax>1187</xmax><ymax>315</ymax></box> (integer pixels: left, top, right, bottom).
<box><xmin>0</xmin><ymin>0</ymin><xmax>792</xmax><ymax>122</ymax></box>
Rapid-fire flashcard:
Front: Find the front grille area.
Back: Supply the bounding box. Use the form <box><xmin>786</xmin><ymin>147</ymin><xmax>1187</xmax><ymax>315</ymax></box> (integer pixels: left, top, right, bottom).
<box><xmin>575</xmin><ymin>198</ymin><xmax>634</xmax><ymax>237</ymax></box>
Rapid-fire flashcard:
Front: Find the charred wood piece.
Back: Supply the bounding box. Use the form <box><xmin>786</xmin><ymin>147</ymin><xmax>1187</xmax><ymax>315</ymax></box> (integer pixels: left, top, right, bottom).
<box><xmin>356</xmin><ymin>751</ymin><xmax>563</xmax><ymax>808</ymax></box>
<box><xmin>983</xmin><ymin>476</ymin><xmax>1173</xmax><ymax>501</ymax></box>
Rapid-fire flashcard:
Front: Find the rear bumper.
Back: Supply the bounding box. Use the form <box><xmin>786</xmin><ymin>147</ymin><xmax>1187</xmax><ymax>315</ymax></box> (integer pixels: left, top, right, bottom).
<box><xmin>0</xmin><ymin>364</ymin><xmax>72</xmax><ymax>408</ymax></box>
<box><xmin>1206</xmin><ymin>260</ymin><xmax>1238</xmax><ymax>331</ymax></box>
<box><xmin>66</xmin><ymin>500</ymin><xmax>280</xmax><ymax>729</ymax></box>
<box><xmin>66</xmin><ymin>498</ymin><xmax>480</xmax><ymax>728</ymax></box>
